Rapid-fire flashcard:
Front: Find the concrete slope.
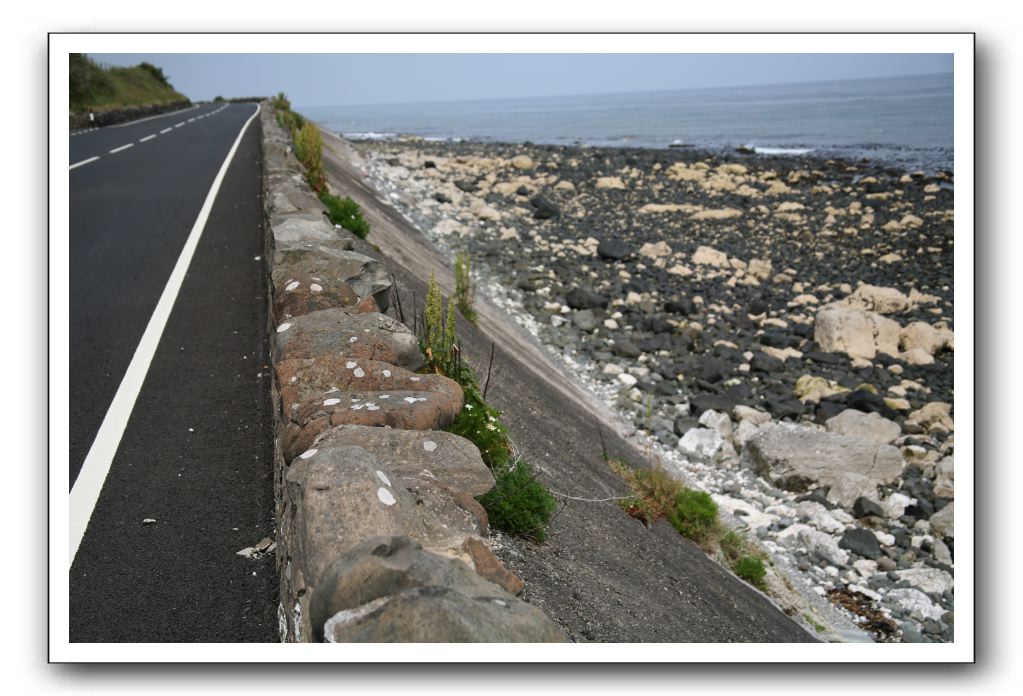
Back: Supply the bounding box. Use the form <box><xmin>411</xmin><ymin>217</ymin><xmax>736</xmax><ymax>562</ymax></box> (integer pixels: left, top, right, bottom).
<box><xmin>320</xmin><ymin>130</ymin><xmax>815</xmax><ymax>642</ymax></box>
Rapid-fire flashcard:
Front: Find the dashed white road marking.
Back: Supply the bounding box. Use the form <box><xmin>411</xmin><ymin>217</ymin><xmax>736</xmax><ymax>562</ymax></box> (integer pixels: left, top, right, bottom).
<box><xmin>69</xmin><ymin>103</ymin><xmax>262</xmax><ymax>567</ymax></box>
<box><xmin>109</xmin><ymin>143</ymin><xmax>133</xmax><ymax>154</ymax></box>
<box><xmin>160</xmin><ymin>127</ymin><xmax>173</xmax><ymax>134</ymax></box>
<box><xmin>69</xmin><ymin>156</ymin><xmax>100</xmax><ymax>170</ymax></box>
<box><xmin>174</xmin><ymin>122</ymin><xmax>185</xmax><ymax>128</ymax></box>
<box><xmin>139</xmin><ymin>134</ymin><xmax>157</xmax><ymax>143</ymax></box>
<box><xmin>187</xmin><ymin>118</ymin><xmax>196</xmax><ymax>122</ymax></box>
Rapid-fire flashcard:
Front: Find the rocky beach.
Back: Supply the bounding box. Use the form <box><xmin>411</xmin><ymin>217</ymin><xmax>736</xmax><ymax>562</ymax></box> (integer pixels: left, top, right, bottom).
<box><xmin>350</xmin><ymin>136</ymin><xmax>955</xmax><ymax>643</ymax></box>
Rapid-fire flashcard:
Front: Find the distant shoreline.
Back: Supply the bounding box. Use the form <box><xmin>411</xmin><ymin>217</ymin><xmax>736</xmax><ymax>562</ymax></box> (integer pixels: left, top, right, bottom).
<box><xmin>337</xmin><ymin>129</ymin><xmax>954</xmax><ymax>178</ymax></box>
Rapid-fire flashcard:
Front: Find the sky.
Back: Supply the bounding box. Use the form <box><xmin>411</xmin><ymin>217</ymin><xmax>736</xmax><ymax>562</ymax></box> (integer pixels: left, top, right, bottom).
<box><xmin>87</xmin><ymin>53</ymin><xmax>953</xmax><ymax>108</ymax></box>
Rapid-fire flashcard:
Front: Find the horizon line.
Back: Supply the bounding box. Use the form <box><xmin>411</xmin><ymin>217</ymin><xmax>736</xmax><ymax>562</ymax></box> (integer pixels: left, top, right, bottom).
<box><xmin>294</xmin><ymin>70</ymin><xmax>952</xmax><ymax>111</ymax></box>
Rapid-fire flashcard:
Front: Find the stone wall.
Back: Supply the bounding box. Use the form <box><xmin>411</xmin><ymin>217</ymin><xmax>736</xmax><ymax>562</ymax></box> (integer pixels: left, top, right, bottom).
<box><xmin>69</xmin><ymin>100</ymin><xmax>192</xmax><ymax>129</ymax></box>
<box><xmin>258</xmin><ymin>102</ymin><xmax>564</xmax><ymax>643</ymax></box>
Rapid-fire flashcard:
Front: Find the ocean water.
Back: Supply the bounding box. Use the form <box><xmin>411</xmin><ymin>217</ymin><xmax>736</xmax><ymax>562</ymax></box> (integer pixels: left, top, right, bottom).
<box><xmin>302</xmin><ymin>73</ymin><xmax>953</xmax><ymax>173</ymax></box>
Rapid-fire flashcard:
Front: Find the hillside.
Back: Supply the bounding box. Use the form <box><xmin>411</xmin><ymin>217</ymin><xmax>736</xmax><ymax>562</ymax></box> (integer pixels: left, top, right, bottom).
<box><xmin>69</xmin><ymin>53</ymin><xmax>188</xmax><ymax>112</ymax></box>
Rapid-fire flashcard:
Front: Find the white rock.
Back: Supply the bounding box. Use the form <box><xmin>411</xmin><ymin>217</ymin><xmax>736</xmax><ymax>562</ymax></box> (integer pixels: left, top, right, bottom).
<box><xmin>639</xmin><ymin>241</ymin><xmax>672</xmax><ymax>259</ymax></box>
<box><xmin>778</xmin><ymin>523</ymin><xmax>850</xmax><ymax>566</ymax></box>
<box><xmin>691</xmin><ymin>245</ymin><xmax>730</xmax><ymax>268</ymax></box>
<box><xmin>733</xmin><ymin>420</ymin><xmax>761</xmax><ymax>449</ymax></box>
<box><xmin>882</xmin><ymin>492</ymin><xmax>914</xmax><ymax>520</ymax></box>
<box><xmin>842</xmin><ymin>284</ymin><xmax>911</xmax><ymax>314</ymax></box>
<box><xmin>747</xmin><ymin>258</ymin><xmax>773</xmax><ymax>280</ymax></box>
<box><xmin>698</xmin><ymin>409</ymin><xmax>734</xmax><ymax>441</ymax></box>
<box><xmin>677</xmin><ymin>428</ymin><xmax>736</xmax><ymax>461</ymax></box>
<box><xmin>595</xmin><ymin>176</ymin><xmax>627</xmax><ymax>190</ymax></box>
<box><xmin>711</xmin><ymin>495</ymin><xmax>776</xmax><ymax>530</ymax></box>
<box><xmin>929</xmin><ymin>503</ymin><xmax>954</xmax><ymax>539</ymax></box>
<box><xmin>885</xmin><ymin>588</ymin><xmax>944</xmax><ymax>621</ymax></box>
<box><xmin>895</xmin><ymin>567</ymin><xmax>954</xmax><ymax>595</ymax></box>
<box><xmin>795</xmin><ymin>501</ymin><xmax>845</xmax><ymax>534</ymax></box>
<box><xmin>733</xmin><ymin>405</ymin><xmax>772</xmax><ymax>426</ymax></box>
<box><xmin>617</xmin><ymin>373</ymin><xmax>638</xmax><ymax>387</ymax></box>
<box><xmin>510</xmin><ymin>154</ymin><xmax>534</xmax><ymax>170</ymax></box>
<box><xmin>814</xmin><ymin>303</ymin><xmax>901</xmax><ymax>360</ymax></box>
<box><xmin>825</xmin><ymin>409</ymin><xmax>902</xmax><ymax>445</ymax></box>
<box><xmin>603</xmin><ymin>363</ymin><xmax>624</xmax><ymax>376</ymax></box>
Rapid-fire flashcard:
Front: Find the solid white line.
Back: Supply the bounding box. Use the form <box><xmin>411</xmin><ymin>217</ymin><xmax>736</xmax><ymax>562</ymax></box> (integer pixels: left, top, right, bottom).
<box><xmin>69</xmin><ymin>156</ymin><xmax>100</xmax><ymax>170</ymax></box>
<box><xmin>160</xmin><ymin>127</ymin><xmax>173</xmax><ymax>134</ymax></box>
<box><xmin>174</xmin><ymin>122</ymin><xmax>185</xmax><ymax>128</ymax></box>
<box><xmin>139</xmin><ymin>134</ymin><xmax>157</xmax><ymax>143</ymax></box>
<box><xmin>69</xmin><ymin>103</ymin><xmax>260</xmax><ymax>567</ymax></box>
<box><xmin>109</xmin><ymin>143</ymin><xmax>133</xmax><ymax>154</ymax></box>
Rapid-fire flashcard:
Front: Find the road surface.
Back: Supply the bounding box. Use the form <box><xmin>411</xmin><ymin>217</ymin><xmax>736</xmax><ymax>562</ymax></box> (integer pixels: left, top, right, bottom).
<box><xmin>68</xmin><ymin>103</ymin><xmax>278</xmax><ymax>642</ymax></box>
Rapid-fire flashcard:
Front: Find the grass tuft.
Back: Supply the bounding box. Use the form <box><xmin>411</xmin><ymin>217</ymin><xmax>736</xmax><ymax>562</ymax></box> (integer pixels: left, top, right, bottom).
<box><xmin>321</xmin><ymin>193</ymin><xmax>370</xmax><ymax>239</ymax></box>
<box><xmin>733</xmin><ymin>556</ymin><xmax>767</xmax><ymax>588</ymax></box>
<box><xmin>667</xmin><ymin>489</ymin><xmax>718</xmax><ymax>544</ymax></box>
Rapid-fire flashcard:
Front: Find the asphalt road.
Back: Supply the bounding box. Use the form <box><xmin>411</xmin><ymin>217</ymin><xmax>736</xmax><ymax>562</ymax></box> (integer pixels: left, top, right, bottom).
<box><xmin>68</xmin><ymin>104</ymin><xmax>278</xmax><ymax>642</ymax></box>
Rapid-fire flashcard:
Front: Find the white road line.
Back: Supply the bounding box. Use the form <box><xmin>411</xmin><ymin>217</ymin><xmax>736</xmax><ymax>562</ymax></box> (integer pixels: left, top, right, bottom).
<box><xmin>187</xmin><ymin>118</ymin><xmax>196</xmax><ymax>123</ymax></box>
<box><xmin>174</xmin><ymin>122</ymin><xmax>185</xmax><ymax>128</ymax></box>
<box><xmin>69</xmin><ymin>103</ymin><xmax>261</xmax><ymax>567</ymax></box>
<box><xmin>109</xmin><ymin>143</ymin><xmax>133</xmax><ymax>154</ymax></box>
<box><xmin>69</xmin><ymin>156</ymin><xmax>100</xmax><ymax>170</ymax></box>
<box><xmin>139</xmin><ymin>134</ymin><xmax>157</xmax><ymax>143</ymax></box>
<box><xmin>160</xmin><ymin>127</ymin><xmax>173</xmax><ymax>134</ymax></box>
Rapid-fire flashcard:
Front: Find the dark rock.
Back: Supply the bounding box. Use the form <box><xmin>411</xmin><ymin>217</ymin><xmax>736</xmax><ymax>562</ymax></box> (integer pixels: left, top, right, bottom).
<box><xmin>455</xmin><ymin>179</ymin><xmax>477</xmax><ymax>193</ymax></box>
<box><xmin>597</xmin><ymin>239</ymin><xmax>632</xmax><ymax>261</ymax></box>
<box><xmin>423</xmin><ymin>160</ymin><xmax>437</xmax><ymax>169</ymax></box>
<box><xmin>805</xmin><ymin>350</ymin><xmax>848</xmax><ymax>366</ymax></box>
<box><xmin>839</xmin><ymin>528</ymin><xmax>882</xmax><ymax>559</ymax></box>
<box><xmin>760</xmin><ymin>332</ymin><xmax>799</xmax><ymax>349</ymax></box>
<box><xmin>690</xmin><ymin>394</ymin><xmax>735</xmax><ymax>415</ymax></box>
<box><xmin>612</xmin><ymin>338</ymin><xmax>642</xmax><ymax>358</ymax></box>
<box><xmin>900</xmin><ymin>622</ymin><xmax>928</xmax><ymax>643</ymax></box>
<box><xmin>673</xmin><ymin>416</ymin><xmax>700</xmax><ymax>437</ymax></box>
<box><xmin>516</xmin><ymin>185</ymin><xmax>530</xmax><ymax>196</ymax></box>
<box><xmin>750</xmin><ymin>352</ymin><xmax>785</xmax><ymax>374</ymax></box>
<box><xmin>793</xmin><ymin>323</ymin><xmax>815</xmax><ymax>339</ymax></box>
<box><xmin>846</xmin><ymin>390</ymin><xmax>899</xmax><ymax>420</ymax></box>
<box><xmin>664</xmin><ymin>298</ymin><xmax>696</xmax><ymax>316</ymax></box>
<box><xmin>565</xmin><ymin>288</ymin><xmax>608</xmax><ymax>310</ymax></box>
<box><xmin>765</xmin><ymin>398</ymin><xmax>806</xmax><ymax>419</ymax></box>
<box><xmin>696</xmin><ymin>358</ymin><xmax>726</xmax><ymax>384</ymax></box>
<box><xmin>747</xmin><ymin>299</ymin><xmax>769</xmax><ymax>316</ymax></box>
<box><xmin>815</xmin><ymin>399</ymin><xmax>848</xmax><ymax>422</ymax></box>
<box><xmin>853</xmin><ymin>497</ymin><xmax>885</xmax><ymax>519</ymax></box>
<box><xmin>530</xmin><ymin>193</ymin><xmax>560</xmax><ymax>220</ymax></box>
<box><xmin>434</xmin><ymin>192</ymin><xmax>452</xmax><ymax>203</ymax></box>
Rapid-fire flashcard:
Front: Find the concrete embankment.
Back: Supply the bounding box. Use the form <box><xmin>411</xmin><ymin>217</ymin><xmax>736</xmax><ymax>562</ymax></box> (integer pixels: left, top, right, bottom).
<box><xmin>317</xmin><ymin>128</ymin><xmax>817</xmax><ymax>642</ymax></box>
<box><xmin>259</xmin><ymin>103</ymin><xmax>564</xmax><ymax>642</ymax></box>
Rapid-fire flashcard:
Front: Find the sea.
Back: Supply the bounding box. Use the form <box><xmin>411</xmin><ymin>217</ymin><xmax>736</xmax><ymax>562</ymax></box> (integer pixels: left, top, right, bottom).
<box><xmin>301</xmin><ymin>72</ymin><xmax>953</xmax><ymax>174</ymax></box>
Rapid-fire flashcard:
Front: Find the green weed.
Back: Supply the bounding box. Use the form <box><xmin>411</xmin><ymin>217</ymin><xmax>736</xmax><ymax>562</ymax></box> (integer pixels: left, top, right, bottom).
<box><xmin>321</xmin><ymin>193</ymin><xmax>370</xmax><ymax>239</ymax></box>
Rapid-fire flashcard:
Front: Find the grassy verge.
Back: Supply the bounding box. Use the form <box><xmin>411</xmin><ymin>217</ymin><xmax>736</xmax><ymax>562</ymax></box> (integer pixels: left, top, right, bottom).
<box><xmin>419</xmin><ymin>272</ymin><xmax>556</xmax><ymax>541</ymax></box>
<box><xmin>70</xmin><ymin>54</ymin><xmax>187</xmax><ymax>112</ymax></box>
<box><xmin>609</xmin><ymin>459</ymin><xmax>768</xmax><ymax>589</ymax></box>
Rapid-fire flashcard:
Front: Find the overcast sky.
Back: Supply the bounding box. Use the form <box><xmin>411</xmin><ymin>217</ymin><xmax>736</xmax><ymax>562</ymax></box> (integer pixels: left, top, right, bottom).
<box><xmin>87</xmin><ymin>53</ymin><xmax>952</xmax><ymax>107</ymax></box>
